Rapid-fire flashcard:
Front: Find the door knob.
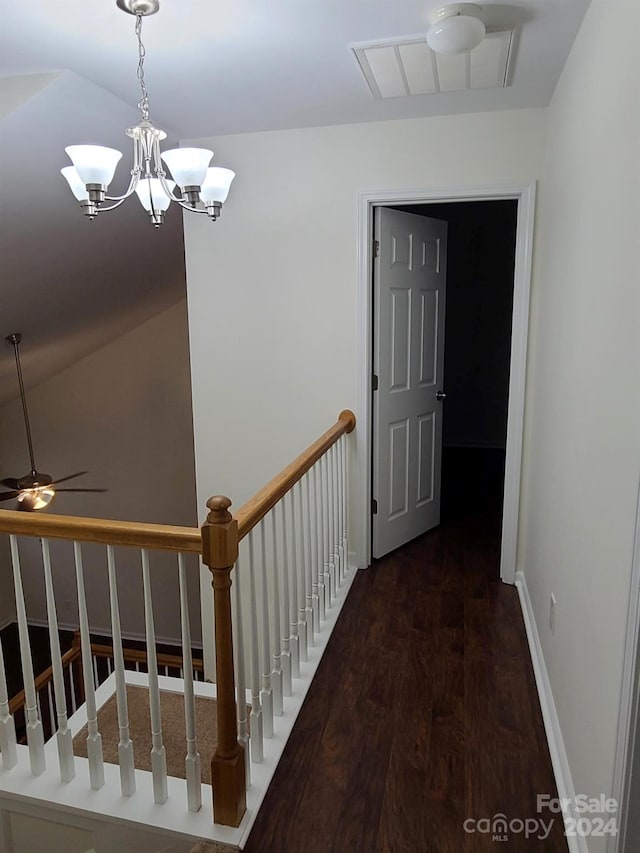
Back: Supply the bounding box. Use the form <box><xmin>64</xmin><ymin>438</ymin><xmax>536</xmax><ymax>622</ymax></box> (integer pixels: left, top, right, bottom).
<box><xmin>436</xmin><ymin>391</ymin><xmax>447</xmax><ymax>401</ymax></box>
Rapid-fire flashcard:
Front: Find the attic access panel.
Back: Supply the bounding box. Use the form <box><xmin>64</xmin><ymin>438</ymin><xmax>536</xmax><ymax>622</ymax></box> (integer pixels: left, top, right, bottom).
<box><xmin>351</xmin><ymin>30</ymin><xmax>514</xmax><ymax>98</ymax></box>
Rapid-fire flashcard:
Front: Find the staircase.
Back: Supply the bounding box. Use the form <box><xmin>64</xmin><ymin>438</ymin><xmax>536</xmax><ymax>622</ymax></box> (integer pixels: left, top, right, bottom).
<box><xmin>0</xmin><ymin>410</ymin><xmax>356</xmax><ymax>852</ymax></box>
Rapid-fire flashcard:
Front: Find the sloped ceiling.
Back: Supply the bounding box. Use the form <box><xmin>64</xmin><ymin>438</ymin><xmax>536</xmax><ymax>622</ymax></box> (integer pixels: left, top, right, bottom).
<box><xmin>0</xmin><ymin>72</ymin><xmax>186</xmax><ymax>402</ymax></box>
<box><xmin>0</xmin><ymin>0</ymin><xmax>590</xmax><ymax>402</ymax></box>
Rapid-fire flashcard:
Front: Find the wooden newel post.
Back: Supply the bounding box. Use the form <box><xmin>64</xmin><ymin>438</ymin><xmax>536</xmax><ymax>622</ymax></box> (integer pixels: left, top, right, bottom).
<box><xmin>201</xmin><ymin>495</ymin><xmax>247</xmax><ymax>827</ymax></box>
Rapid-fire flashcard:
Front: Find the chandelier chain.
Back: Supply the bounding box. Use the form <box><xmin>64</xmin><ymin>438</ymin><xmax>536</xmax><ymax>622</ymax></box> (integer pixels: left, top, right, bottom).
<box><xmin>135</xmin><ymin>13</ymin><xmax>150</xmax><ymax>121</ymax></box>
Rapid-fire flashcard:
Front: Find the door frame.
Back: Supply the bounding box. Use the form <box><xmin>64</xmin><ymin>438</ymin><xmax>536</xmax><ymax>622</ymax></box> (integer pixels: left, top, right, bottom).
<box><xmin>608</xmin><ymin>479</ymin><xmax>640</xmax><ymax>853</ymax></box>
<box><xmin>355</xmin><ymin>182</ymin><xmax>536</xmax><ymax>582</ymax></box>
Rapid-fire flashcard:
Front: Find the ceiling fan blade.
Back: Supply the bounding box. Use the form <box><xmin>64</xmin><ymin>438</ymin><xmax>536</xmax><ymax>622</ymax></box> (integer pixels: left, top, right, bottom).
<box><xmin>0</xmin><ymin>490</ymin><xmax>21</xmax><ymax>501</ymax></box>
<box><xmin>55</xmin><ymin>488</ymin><xmax>108</xmax><ymax>493</ymax></box>
<box><xmin>49</xmin><ymin>471</ymin><xmax>89</xmax><ymax>486</ymax></box>
<box><xmin>0</xmin><ymin>478</ymin><xmax>20</xmax><ymax>490</ymax></box>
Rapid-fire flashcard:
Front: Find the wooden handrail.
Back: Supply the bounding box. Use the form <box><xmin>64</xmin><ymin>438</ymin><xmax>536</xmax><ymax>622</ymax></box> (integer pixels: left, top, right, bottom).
<box><xmin>0</xmin><ymin>510</ymin><xmax>201</xmax><ymax>554</ymax></box>
<box><xmin>89</xmin><ymin>642</ymin><xmax>204</xmax><ymax>673</ymax></box>
<box><xmin>235</xmin><ymin>409</ymin><xmax>356</xmax><ymax>540</ymax></box>
<box><xmin>0</xmin><ymin>410</ymin><xmax>356</xmax><ymax>550</ymax></box>
<box><xmin>9</xmin><ymin>644</ymin><xmax>80</xmax><ymax>715</ymax></box>
<box><xmin>8</xmin><ymin>640</ymin><xmax>205</xmax><ymax>716</ymax></box>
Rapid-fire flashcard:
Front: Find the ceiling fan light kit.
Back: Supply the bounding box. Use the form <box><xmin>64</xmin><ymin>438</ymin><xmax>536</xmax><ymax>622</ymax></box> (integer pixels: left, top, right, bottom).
<box><xmin>0</xmin><ymin>334</ymin><xmax>107</xmax><ymax>512</ymax></box>
<box><xmin>61</xmin><ymin>0</ymin><xmax>235</xmax><ymax>227</ymax></box>
<box><xmin>426</xmin><ymin>3</ymin><xmax>486</xmax><ymax>55</ymax></box>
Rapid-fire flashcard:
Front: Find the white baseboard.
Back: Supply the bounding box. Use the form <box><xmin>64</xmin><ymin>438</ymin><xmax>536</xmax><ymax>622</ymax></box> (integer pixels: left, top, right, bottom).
<box><xmin>515</xmin><ymin>570</ymin><xmax>587</xmax><ymax>853</ymax></box>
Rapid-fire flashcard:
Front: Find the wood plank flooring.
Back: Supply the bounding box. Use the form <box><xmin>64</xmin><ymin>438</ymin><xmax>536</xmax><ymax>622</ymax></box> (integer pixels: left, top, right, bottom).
<box><xmin>243</xmin><ymin>461</ymin><xmax>567</xmax><ymax>852</ymax></box>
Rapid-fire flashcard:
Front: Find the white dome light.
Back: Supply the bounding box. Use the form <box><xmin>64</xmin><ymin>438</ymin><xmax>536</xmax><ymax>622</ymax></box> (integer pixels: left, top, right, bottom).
<box><xmin>427</xmin><ymin>4</ymin><xmax>486</xmax><ymax>55</ymax></box>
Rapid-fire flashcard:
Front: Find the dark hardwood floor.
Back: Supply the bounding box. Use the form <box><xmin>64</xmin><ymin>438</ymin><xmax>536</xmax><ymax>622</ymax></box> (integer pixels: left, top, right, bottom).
<box><xmin>244</xmin><ymin>449</ymin><xmax>567</xmax><ymax>853</ymax></box>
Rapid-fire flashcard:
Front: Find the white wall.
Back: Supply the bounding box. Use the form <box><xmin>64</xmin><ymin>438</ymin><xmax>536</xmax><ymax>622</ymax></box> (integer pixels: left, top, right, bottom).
<box><xmin>0</xmin><ymin>301</ymin><xmax>200</xmax><ymax>643</ymax></box>
<box><xmin>518</xmin><ymin>1</ymin><xmax>640</xmax><ymax>848</ymax></box>
<box><xmin>182</xmin><ymin>108</ymin><xmax>547</xmax><ymax>665</ymax></box>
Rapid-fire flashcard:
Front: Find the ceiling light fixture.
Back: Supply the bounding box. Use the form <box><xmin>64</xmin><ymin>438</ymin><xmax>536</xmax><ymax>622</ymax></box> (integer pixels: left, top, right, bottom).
<box><xmin>61</xmin><ymin>0</ymin><xmax>234</xmax><ymax>227</ymax></box>
<box><xmin>0</xmin><ymin>333</ymin><xmax>108</xmax><ymax>512</ymax></box>
<box><xmin>426</xmin><ymin>4</ymin><xmax>486</xmax><ymax>55</ymax></box>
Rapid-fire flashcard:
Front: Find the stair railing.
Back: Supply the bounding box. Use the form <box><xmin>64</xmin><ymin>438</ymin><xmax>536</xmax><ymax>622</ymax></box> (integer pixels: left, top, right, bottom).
<box><xmin>8</xmin><ymin>631</ymin><xmax>205</xmax><ymax>745</ymax></box>
<box><xmin>0</xmin><ymin>408</ymin><xmax>356</xmax><ymax>833</ymax></box>
<box><xmin>0</xmin><ymin>513</ymin><xmax>204</xmax><ymax>812</ymax></box>
<box><xmin>200</xmin><ymin>409</ymin><xmax>356</xmax><ymax>824</ymax></box>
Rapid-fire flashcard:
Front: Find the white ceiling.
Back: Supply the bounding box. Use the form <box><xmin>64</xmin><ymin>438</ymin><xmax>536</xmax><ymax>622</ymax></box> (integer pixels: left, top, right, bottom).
<box><xmin>0</xmin><ymin>0</ymin><xmax>590</xmax><ymax>401</ymax></box>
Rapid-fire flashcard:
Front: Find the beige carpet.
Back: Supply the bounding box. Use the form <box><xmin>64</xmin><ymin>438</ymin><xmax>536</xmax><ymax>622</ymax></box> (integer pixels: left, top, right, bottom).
<box><xmin>73</xmin><ymin>685</ymin><xmax>218</xmax><ymax>784</ymax></box>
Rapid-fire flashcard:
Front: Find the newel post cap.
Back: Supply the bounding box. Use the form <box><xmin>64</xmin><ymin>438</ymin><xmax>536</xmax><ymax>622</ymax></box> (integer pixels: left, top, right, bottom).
<box><xmin>202</xmin><ymin>495</ymin><xmax>238</xmax><ymax>570</ymax></box>
<box><xmin>206</xmin><ymin>495</ymin><xmax>233</xmax><ymax>524</ymax></box>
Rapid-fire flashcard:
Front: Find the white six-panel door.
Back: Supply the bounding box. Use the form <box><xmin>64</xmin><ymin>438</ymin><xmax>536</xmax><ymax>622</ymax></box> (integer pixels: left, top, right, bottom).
<box><xmin>372</xmin><ymin>207</ymin><xmax>447</xmax><ymax>559</ymax></box>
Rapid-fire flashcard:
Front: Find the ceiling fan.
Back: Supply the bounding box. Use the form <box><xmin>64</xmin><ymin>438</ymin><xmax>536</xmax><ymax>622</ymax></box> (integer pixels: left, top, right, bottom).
<box><xmin>0</xmin><ymin>333</ymin><xmax>107</xmax><ymax>511</ymax></box>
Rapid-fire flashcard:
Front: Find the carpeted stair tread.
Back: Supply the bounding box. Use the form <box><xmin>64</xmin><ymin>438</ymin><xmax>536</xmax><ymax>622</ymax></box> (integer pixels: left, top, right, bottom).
<box><xmin>73</xmin><ymin>685</ymin><xmax>218</xmax><ymax>784</ymax></box>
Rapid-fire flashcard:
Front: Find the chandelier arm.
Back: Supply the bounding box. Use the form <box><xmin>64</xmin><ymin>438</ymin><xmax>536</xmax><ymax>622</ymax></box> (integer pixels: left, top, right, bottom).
<box><xmin>105</xmin><ymin>173</ymin><xmax>141</xmax><ymax>201</ymax></box>
<box><xmin>176</xmin><ymin>201</ymin><xmax>209</xmax><ymax>214</ymax></box>
<box><xmin>106</xmin><ymin>133</ymin><xmax>143</xmax><ymax>200</ymax></box>
<box><xmin>148</xmin><ymin>134</ymin><xmax>182</xmax><ymax>203</ymax></box>
<box><xmin>156</xmin><ymin>169</ymin><xmax>187</xmax><ymax>204</ymax></box>
<box><xmin>97</xmin><ymin>198</ymin><xmax>129</xmax><ymax>213</ymax></box>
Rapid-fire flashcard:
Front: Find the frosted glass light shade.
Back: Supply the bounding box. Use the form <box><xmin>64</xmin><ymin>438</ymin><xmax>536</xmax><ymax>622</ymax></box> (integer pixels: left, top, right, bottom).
<box><xmin>135</xmin><ymin>177</ymin><xmax>176</xmax><ymax>212</ymax></box>
<box><xmin>61</xmin><ymin>166</ymin><xmax>89</xmax><ymax>201</ymax></box>
<box><xmin>200</xmin><ymin>167</ymin><xmax>236</xmax><ymax>204</ymax></box>
<box><xmin>161</xmin><ymin>147</ymin><xmax>213</xmax><ymax>188</ymax></box>
<box><xmin>65</xmin><ymin>145</ymin><xmax>122</xmax><ymax>186</ymax></box>
<box><xmin>427</xmin><ymin>5</ymin><xmax>486</xmax><ymax>55</ymax></box>
<box><xmin>18</xmin><ymin>487</ymin><xmax>55</xmax><ymax>511</ymax></box>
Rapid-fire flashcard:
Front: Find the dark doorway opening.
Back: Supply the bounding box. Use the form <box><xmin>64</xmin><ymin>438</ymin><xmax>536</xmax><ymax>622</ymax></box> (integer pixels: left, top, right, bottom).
<box><xmin>395</xmin><ymin>199</ymin><xmax>518</xmax><ymax>543</ymax></box>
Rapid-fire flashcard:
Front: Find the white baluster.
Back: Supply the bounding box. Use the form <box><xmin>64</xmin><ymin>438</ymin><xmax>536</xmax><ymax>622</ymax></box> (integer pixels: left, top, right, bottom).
<box><xmin>0</xmin><ymin>634</ymin><xmax>17</xmax><ymax>770</ymax></box>
<box><xmin>311</xmin><ymin>464</ymin><xmax>322</xmax><ymax>626</ymax></box>
<box><xmin>247</xmin><ymin>533</ymin><xmax>263</xmax><ymax>763</ymax></box>
<box><xmin>317</xmin><ymin>460</ymin><xmax>328</xmax><ymax>621</ymax></box>
<box><xmin>231</xmin><ymin>557</ymin><xmax>250</xmax><ymax>786</ymax></box>
<box><xmin>74</xmin><ymin>542</ymin><xmax>105</xmax><ymax>790</ymax></box>
<box><xmin>304</xmin><ymin>473</ymin><xmax>315</xmax><ymax>646</ymax></box>
<box><xmin>9</xmin><ymin>535</ymin><xmax>45</xmax><ymax>776</ymax></box>
<box><xmin>141</xmin><ymin>550</ymin><xmax>168</xmax><ymax>804</ymax></box>
<box><xmin>337</xmin><ymin>436</ymin><xmax>345</xmax><ymax>583</ymax></box>
<box><xmin>41</xmin><ymin>539</ymin><xmax>75</xmax><ymax>782</ymax></box>
<box><xmin>279</xmin><ymin>502</ymin><xmax>292</xmax><ymax>697</ymax></box>
<box><xmin>327</xmin><ymin>450</ymin><xmax>337</xmax><ymax>602</ymax></box>
<box><xmin>320</xmin><ymin>457</ymin><xmax>331</xmax><ymax>614</ymax></box>
<box><xmin>295</xmin><ymin>482</ymin><xmax>308</xmax><ymax>663</ymax></box>
<box><xmin>342</xmin><ymin>433</ymin><xmax>349</xmax><ymax>563</ymax></box>
<box><xmin>336</xmin><ymin>444</ymin><xmax>344</xmax><ymax>583</ymax></box>
<box><xmin>331</xmin><ymin>444</ymin><xmax>341</xmax><ymax>588</ymax></box>
<box><xmin>107</xmin><ymin>545</ymin><xmax>136</xmax><ymax>796</ymax></box>
<box><xmin>327</xmin><ymin>450</ymin><xmax>336</xmax><ymax>601</ymax></box>
<box><xmin>269</xmin><ymin>511</ymin><xmax>283</xmax><ymax>716</ymax></box>
<box><xmin>92</xmin><ymin>656</ymin><xmax>99</xmax><ymax>689</ymax></box>
<box><xmin>288</xmin><ymin>491</ymin><xmax>300</xmax><ymax>679</ymax></box>
<box><xmin>178</xmin><ymin>553</ymin><xmax>202</xmax><ymax>810</ymax></box>
<box><xmin>258</xmin><ymin>523</ymin><xmax>274</xmax><ymax>738</ymax></box>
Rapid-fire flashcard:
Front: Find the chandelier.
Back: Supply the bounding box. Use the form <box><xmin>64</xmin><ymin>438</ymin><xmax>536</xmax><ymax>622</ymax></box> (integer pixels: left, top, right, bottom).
<box><xmin>61</xmin><ymin>0</ymin><xmax>235</xmax><ymax>227</ymax></box>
